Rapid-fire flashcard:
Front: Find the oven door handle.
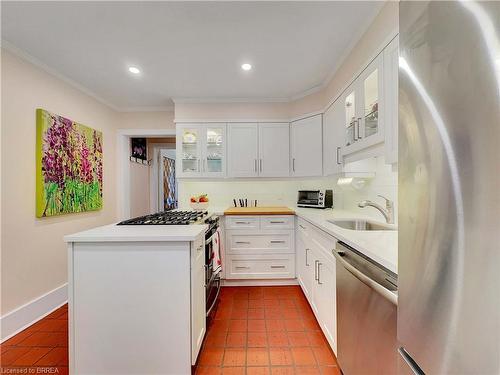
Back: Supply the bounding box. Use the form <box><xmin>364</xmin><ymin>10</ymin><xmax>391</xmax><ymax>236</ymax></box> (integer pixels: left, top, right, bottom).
<box><xmin>206</xmin><ymin>277</ymin><xmax>221</xmax><ymax>316</ymax></box>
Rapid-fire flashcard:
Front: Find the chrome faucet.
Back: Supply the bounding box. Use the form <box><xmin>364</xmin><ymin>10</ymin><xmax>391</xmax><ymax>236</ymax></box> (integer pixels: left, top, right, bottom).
<box><xmin>358</xmin><ymin>195</ymin><xmax>395</xmax><ymax>224</ymax></box>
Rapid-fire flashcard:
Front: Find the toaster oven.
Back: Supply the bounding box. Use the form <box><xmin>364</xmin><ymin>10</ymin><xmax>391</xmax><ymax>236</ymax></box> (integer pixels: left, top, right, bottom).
<box><xmin>297</xmin><ymin>189</ymin><xmax>333</xmax><ymax>209</ymax></box>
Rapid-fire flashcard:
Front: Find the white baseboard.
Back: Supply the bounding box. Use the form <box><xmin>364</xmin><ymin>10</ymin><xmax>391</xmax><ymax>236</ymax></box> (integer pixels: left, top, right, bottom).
<box><xmin>222</xmin><ymin>279</ymin><xmax>298</xmax><ymax>287</ymax></box>
<box><xmin>1</xmin><ymin>283</ymin><xmax>68</xmax><ymax>343</ymax></box>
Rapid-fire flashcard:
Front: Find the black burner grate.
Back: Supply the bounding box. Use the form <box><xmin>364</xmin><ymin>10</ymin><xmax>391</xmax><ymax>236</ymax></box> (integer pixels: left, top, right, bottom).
<box><xmin>117</xmin><ymin>210</ymin><xmax>208</xmax><ymax>225</ymax></box>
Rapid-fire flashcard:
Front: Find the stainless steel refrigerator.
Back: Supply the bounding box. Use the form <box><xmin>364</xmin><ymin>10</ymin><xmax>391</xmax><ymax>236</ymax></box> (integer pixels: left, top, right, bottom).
<box><xmin>398</xmin><ymin>1</ymin><xmax>500</xmax><ymax>374</ymax></box>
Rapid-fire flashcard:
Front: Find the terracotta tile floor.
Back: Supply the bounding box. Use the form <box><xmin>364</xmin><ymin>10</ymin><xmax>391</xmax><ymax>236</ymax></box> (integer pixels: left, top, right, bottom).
<box><xmin>195</xmin><ymin>286</ymin><xmax>341</xmax><ymax>375</ymax></box>
<box><xmin>0</xmin><ymin>304</ymin><xmax>68</xmax><ymax>374</ymax></box>
<box><xmin>0</xmin><ymin>286</ymin><xmax>340</xmax><ymax>375</ymax></box>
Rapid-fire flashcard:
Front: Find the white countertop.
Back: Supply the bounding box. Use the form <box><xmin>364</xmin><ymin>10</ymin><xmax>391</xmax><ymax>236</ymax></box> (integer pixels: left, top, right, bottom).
<box><xmin>65</xmin><ymin>206</ymin><xmax>397</xmax><ymax>273</ymax></box>
<box><xmin>293</xmin><ymin>208</ymin><xmax>398</xmax><ymax>274</ymax></box>
<box><xmin>210</xmin><ymin>205</ymin><xmax>398</xmax><ymax>274</ymax></box>
<box><xmin>64</xmin><ymin>222</ymin><xmax>207</xmax><ymax>243</ymax></box>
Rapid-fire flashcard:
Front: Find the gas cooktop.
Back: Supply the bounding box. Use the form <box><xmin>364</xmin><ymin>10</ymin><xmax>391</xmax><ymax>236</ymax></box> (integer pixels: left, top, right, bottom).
<box><xmin>117</xmin><ymin>210</ymin><xmax>209</xmax><ymax>225</ymax></box>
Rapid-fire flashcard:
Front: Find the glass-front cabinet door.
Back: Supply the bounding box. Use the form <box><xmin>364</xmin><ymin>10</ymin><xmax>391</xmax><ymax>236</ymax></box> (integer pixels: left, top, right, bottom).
<box><xmin>344</xmin><ymin>88</ymin><xmax>357</xmax><ymax>147</ymax></box>
<box><xmin>179</xmin><ymin>125</ymin><xmax>202</xmax><ymax>177</ymax></box>
<box><xmin>342</xmin><ymin>54</ymin><xmax>384</xmax><ymax>155</ymax></box>
<box><xmin>203</xmin><ymin>124</ymin><xmax>226</xmax><ymax>177</ymax></box>
<box><xmin>362</xmin><ymin>65</ymin><xmax>380</xmax><ymax>139</ymax></box>
<box><xmin>359</xmin><ymin>54</ymin><xmax>384</xmax><ymax>143</ymax></box>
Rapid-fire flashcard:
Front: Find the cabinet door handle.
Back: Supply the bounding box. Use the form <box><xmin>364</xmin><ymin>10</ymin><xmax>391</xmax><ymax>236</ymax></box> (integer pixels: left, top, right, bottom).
<box><xmin>314</xmin><ymin>260</ymin><xmax>319</xmax><ymax>281</ymax></box>
<box><xmin>236</xmin><ymin>266</ymin><xmax>250</xmax><ymax>269</ymax></box>
<box><xmin>299</xmin><ymin>224</ymin><xmax>306</xmax><ymax>230</ymax></box>
<box><xmin>336</xmin><ymin>146</ymin><xmax>342</xmax><ymax>165</ymax></box>
<box><xmin>260</xmin><ymin>159</ymin><xmax>263</xmax><ymax>172</ymax></box>
<box><xmin>357</xmin><ymin>117</ymin><xmax>362</xmax><ymax>139</ymax></box>
<box><xmin>271</xmin><ymin>265</ymin><xmax>286</xmax><ymax>269</ymax></box>
<box><xmin>317</xmin><ymin>262</ymin><xmax>323</xmax><ymax>284</ymax></box>
<box><xmin>270</xmin><ymin>240</ymin><xmax>286</xmax><ymax>244</ymax></box>
<box><xmin>292</xmin><ymin>158</ymin><xmax>296</xmax><ymax>172</ymax></box>
<box><xmin>197</xmin><ymin>245</ymin><xmax>203</xmax><ymax>252</ymax></box>
<box><xmin>305</xmin><ymin>248</ymin><xmax>310</xmax><ymax>266</ymax></box>
<box><xmin>254</xmin><ymin>159</ymin><xmax>257</xmax><ymax>172</ymax></box>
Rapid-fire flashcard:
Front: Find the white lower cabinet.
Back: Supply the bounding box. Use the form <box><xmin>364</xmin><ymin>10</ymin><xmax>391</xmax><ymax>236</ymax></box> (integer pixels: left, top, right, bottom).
<box><xmin>225</xmin><ymin>215</ymin><xmax>295</xmax><ymax>279</ymax></box>
<box><xmin>296</xmin><ymin>217</ymin><xmax>338</xmax><ymax>355</ymax></box>
<box><xmin>190</xmin><ymin>236</ymin><xmax>206</xmax><ymax>365</ymax></box>
<box><xmin>296</xmin><ymin>230</ymin><xmax>314</xmax><ymax>301</ymax></box>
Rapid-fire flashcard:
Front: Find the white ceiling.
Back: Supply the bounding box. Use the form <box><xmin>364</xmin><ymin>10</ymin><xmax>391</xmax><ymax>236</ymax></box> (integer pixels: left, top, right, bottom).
<box><xmin>2</xmin><ymin>1</ymin><xmax>383</xmax><ymax>111</ymax></box>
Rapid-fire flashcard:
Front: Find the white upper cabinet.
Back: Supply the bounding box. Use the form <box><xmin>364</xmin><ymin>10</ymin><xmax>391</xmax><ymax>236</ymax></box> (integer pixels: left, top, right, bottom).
<box><xmin>228</xmin><ymin>123</ymin><xmax>259</xmax><ymax>177</ymax></box>
<box><xmin>290</xmin><ymin>114</ymin><xmax>323</xmax><ymax>177</ymax></box>
<box><xmin>342</xmin><ymin>53</ymin><xmax>385</xmax><ymax>157</ymax></box>
<box><xmin>228</xmin><ymin>123</ymin><xmax>289</xmax><ymax>178</ymax></box>
<box><xmin>204</xmin><ymin>124</ymin><xmax>227</xmax><ymax>177</ymax></box>
<box><xmin>323</xmin><ymin>98</ymin><xmax>345</xmax><ymax>176</ymax></box>
<box><xmin>177</xmin><ymin>124</ymin><xmax>203</xmax><ymax>178</ymax></box>
<box><xmin>258</xmin><ymin>123</ymin><xmax>290</xmax><ymax>177</ymax></box>
<box><xmin>176</xmin><ymin>123</ymin><xmax>227</xmax><ymax>178</ymax></box>
<box><xmin>384</xmin><ymin>35</ymin><xmax>399</xmax><ymax>164</ymax></box>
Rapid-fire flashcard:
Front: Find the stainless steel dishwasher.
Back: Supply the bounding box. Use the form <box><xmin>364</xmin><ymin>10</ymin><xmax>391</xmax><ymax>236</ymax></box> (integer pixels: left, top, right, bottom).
<box><xmin>332</xmin><ymin>242</ymin><xmax>398</xmax><ymax>375</ymax></box>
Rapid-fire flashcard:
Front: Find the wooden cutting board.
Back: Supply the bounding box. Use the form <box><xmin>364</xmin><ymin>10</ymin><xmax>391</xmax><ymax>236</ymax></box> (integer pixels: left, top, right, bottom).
<box><xmin>224</xmin><ymin>206</ymin><xmax>295</xmax><ymax>215</ymax></box>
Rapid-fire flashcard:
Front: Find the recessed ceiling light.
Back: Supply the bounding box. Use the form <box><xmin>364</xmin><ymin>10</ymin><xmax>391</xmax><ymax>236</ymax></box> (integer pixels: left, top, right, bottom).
<box><xmin>241</xmin><ymin>63</ymin><xmax>252</xmax><ymax>71</ymax></box>
<box><xmin>128</xmin><ymin>66</ymin><xmax>141</xmax><ymax>74</ymax></box>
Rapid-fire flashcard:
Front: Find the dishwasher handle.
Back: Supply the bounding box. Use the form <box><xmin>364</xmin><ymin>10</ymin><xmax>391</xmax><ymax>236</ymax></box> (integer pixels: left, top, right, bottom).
<box><xmin>333</xmin><ymin>249</ymin><xmax>398</xmax><ymax>306</ymax></box>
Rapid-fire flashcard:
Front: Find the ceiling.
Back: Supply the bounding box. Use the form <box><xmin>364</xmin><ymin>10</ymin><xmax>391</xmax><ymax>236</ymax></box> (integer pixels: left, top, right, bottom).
<box><xmin>2</xmin><ymin>1</ymin><xmax>383</xmax><ymax>111</ymax></box>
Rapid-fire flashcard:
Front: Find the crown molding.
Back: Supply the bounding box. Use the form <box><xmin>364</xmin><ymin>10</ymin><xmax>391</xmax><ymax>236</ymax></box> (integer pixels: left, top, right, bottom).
<box><xmin>3</xmin><ymin>1</ymin><xmax>390</xmax><ymax>112</ymax></box>
<box><xmin>2</xmin><ymin>41</ymin><xmax>175</xmax><ymax>113</ymax></box>
<box><xmin>172</xmin><ymin>97</ymin><xmax>290</xmax><ymax>104</ymax></box>
<box><xmin>119</xmin><ymin>105</ymin><xmax>174</xmax><ymax>112</ymax></box>
<box><xmin>2</xmin><ymin>40</ymin><xmax>122</xmax><ymax>112</ymax></box>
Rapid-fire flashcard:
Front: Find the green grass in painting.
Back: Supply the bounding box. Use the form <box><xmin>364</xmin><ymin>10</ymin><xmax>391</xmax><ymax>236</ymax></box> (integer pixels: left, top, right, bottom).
<box><xmin>36</xmin><ymin>109</ymin><xmax>103</xmax><ymax>217</ymax></box>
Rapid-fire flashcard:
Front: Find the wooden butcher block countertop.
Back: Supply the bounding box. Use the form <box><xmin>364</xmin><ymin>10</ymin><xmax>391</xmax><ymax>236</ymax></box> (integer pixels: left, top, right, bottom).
<box><xmin>224</xmin><ymin>206</ymin><xmax>295</xmax><ymax>215</ymax></box>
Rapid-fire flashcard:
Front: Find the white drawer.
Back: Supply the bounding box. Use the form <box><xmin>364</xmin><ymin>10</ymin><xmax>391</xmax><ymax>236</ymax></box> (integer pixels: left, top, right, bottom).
<box><xmin>260</xmin><ymin>216</ymin><xmax>294</xmax><ymax>230</ymax></box>
<box><xmin>226</xmin><ymin>255</ymin><xmax>295</xmax><ymax>279</ymax></box>
<box><xmin>225</xmin><ymin>216</ymin><xmax>260</xmax><ymax>230</ymax></box>
<box><xmin>228</xmin><ymin>233</ymin><xmax>293</xmax><ymax>255</ymax></box>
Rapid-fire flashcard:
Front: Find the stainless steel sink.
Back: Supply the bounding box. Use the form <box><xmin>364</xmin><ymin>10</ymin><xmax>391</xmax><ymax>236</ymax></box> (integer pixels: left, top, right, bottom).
<box><xmin>328</xmin><ymin>219</ymin><xmax>396</xmax><ymax>231</ymax></box>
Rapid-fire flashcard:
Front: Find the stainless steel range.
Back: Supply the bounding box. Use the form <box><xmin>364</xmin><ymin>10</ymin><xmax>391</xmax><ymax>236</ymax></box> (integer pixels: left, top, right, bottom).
<box><xmin>117</xmin><ymin>210</ymin><xmax>221</xmax><ymax>322</ymax></box>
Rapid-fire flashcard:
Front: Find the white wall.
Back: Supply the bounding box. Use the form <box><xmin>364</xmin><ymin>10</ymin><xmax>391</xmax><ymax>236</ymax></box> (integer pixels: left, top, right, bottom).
<box><xmin>341</xmin><ymin>156</ymin><xmax>398</xmax><ymax>223</ymax></box>
<box><xmin>0</xmin><ymin>49</ymin><xmax>174</xmax><ymax>324</ymax></box>
<box><xmin>129</xmin><ymin>161</ymin><xmax>150</xmax><ymax>217</ymax></box>
<box><xmin>1</xmin><ymin>50</ymin><xmax>118</xmax><ymax>316</ymax></box>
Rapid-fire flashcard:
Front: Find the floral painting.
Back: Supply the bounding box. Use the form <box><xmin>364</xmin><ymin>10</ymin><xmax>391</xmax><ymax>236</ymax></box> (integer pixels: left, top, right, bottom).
<box><xmin>36</xmin><ymin>109</ymin><xmax>103</xmax><ymax>217</ymax></box>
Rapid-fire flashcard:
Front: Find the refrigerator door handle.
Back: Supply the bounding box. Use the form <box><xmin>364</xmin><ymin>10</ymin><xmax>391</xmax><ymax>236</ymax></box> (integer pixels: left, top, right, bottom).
<box><xmin>332</xmin><ymin>249</ymin><xmax>397</xmax><ymax>305</ymax></box>
<box><xmin>398</xmin><ymin>348</ymin><xmax>425</xmax><ymax>375</ymax></box>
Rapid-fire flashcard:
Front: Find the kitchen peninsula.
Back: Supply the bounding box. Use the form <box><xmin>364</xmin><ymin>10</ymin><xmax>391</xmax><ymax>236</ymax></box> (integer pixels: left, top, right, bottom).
<box><xmin>64</xmin><ymin>220</ymin><xmax>207</xmax><ymax>374</ymax></box>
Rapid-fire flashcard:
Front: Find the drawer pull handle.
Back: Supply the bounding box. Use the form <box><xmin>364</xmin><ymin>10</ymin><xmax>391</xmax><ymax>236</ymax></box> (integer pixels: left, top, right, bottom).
<box><xmin>236</xmin><ymin>241</ymin><xmax>251</xmax><ymax>244</ymax></box>
<box><xmin>271</xmin><ymin>265</ymin><xmax>286</xmax><ymax>269</ymax></box>
<box><xmin>236</xmin><ymin>266</ymin><xmax>250</xmax><ymax>269</ymax></box>
<box><xmin>270</xmin><ymin>240</ymin><xmax>286</xmax><ymax>244</ymax></box>
<box><xmin>235</xmin><ymin>221</ymin><xmax>251</xmax><ymax>224</ymax></box>
<box><xmin>270</xmin><ymin>221</ymin><xmax>285</xmax><ymax>224</ymax></box>
<box><xmin>317</xmin><ymin>262</ymin><xmax>323</xmax><ymax>284</ymax></box>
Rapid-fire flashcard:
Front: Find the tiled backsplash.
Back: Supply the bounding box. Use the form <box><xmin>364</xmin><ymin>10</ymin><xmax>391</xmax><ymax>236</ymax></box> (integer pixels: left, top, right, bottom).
<box><xmin>178</xmin><ymin>156</ymin><xmax>398</xmax><ymax>223</ymax></box>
